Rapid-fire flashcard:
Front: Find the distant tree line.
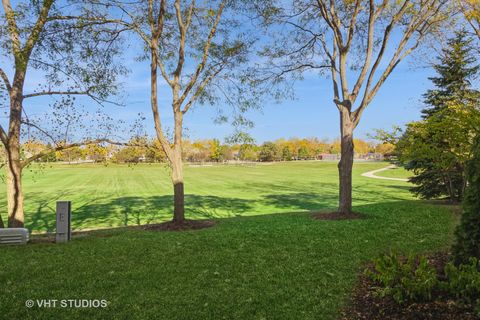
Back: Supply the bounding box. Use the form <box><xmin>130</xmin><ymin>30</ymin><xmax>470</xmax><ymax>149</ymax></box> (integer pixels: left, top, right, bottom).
<box><xmin>1</xmin><ymin>137</ymin><xmax>395</xmax><ymax>165</ymax></box>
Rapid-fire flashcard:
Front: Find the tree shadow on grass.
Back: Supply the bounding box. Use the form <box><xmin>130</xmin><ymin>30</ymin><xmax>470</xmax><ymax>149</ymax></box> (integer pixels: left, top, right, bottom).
<box><xmin>68</xmin><ymin>194</ymin><xmax>256</xmax><ymax>231</ymax></box>
<box><xmin>25</xmin><ymin>188</ymin><xmax>417</xmax><ymax>232</ymax></box>
<box><xmin>22</xmin><ymin>174</ymin><xmax>415</xmax><ymax>232</ymax></box>
<box><xmin>27</xmin><ymin>190</ymin><xmax>79</xmax><ymax>232</ymax></box>
<box><xmin>261</xmin><ymin>192</ymin><xmax>339</xmax><ymax>211</ymax></box>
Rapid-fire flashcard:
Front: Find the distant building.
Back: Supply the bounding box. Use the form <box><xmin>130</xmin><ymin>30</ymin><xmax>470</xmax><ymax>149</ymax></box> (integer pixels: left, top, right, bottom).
<box><xmin>356</xmin><ymin>153</ymin><xmax>384</xmax><ymax>161</ymax></box>
<box><xmin>319</xmin><ymin>153</ymin><xmax>340</xmax><ymax>161</ymax></box>
<box><xmin>318</xmin><ymin>153</ymin><xmax>384</xmax><ymax>161</ymax></box>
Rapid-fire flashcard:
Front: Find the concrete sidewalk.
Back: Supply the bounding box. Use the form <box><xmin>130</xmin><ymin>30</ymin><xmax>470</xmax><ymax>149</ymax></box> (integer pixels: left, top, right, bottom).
<box><xmin>361</xmin><ymin>165</ymin><xmax>409</xmax><ymax>182</ymax></box>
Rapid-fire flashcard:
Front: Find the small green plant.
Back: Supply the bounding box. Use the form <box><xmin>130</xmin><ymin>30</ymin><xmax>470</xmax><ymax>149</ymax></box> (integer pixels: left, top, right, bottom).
<box><xmin>443</xmin><ymin>257</ymin><xmax>480</xmax><ymax>312</ymax></box>
<box><xmin>365</xmin><ymin>251</ymin><xmax>438</xmax><ymax>304</ymax></box>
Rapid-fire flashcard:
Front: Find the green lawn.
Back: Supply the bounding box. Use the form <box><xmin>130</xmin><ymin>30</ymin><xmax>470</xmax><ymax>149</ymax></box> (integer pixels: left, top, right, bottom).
<box><xmin>2</xmin><ymin>161</ymin><xmax>414</xmax><ymax>232</ymax></box>
<box><xmin>0</xmin><ymin>161</ymin><xmax>457</xmax><ymax>319</ymax></box>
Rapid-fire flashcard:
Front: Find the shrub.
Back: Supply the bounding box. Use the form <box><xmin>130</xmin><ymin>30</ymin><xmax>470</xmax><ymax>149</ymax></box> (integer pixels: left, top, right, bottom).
<box><xmin>442</xmin><ymin>257</ymin><xmax>480</xmax><ymax>312</ymax></box>
<box><xmin>365</xmin><ymin>251</ymin><xmax>438</xmax><ymax>304</ymax></box>
<box><xmin>452</xmin><ymin>134</ymin><xmax>480</xmax><ymax>265</ymax></box>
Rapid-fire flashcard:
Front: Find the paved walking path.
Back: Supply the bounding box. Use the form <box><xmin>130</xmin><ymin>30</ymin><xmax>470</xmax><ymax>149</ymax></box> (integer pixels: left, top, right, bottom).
<box><xmin>361</xmin><ymin>165</ymin><xmax>409</xmax><ymax>182</ymax></box>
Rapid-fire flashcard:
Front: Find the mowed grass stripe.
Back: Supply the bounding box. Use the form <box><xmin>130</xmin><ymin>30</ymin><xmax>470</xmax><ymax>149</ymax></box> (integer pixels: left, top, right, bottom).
<box><xmin>1</xmin><ymin>161</ymin><xmax>409</xmax><ymax>232</ymax></box>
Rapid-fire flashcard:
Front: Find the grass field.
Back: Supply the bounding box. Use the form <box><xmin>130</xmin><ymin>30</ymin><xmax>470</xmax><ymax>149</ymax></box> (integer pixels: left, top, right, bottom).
<box><xmin>0</xmin><ymin>161</ymin><xmax>457</xmax><ymax>319</ymax></box>
<box><xmin>1</xmin><ymin>161</ymin><xmax>412</xmax><ymax>232</ymax></box>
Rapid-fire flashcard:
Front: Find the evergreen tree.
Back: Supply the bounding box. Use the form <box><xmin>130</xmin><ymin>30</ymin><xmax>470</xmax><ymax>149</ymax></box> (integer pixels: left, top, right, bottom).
<box><xmin>453</xmin><ymin>134</ymin><xmax>480</xmax><ymax>265</ymax></box>
<box><xmin>422</xmin><ymin>32</ymin><xmax>479</xmax><ymax>118</ymax></box>
<box><xmin>398</xmin><ymin>32</ymin><xmax>480</xmax><ymax>201</ymax></box>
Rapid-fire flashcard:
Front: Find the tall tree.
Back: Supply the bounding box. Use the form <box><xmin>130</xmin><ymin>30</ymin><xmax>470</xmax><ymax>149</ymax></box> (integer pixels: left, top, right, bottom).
<box><xmin>397</xmin><ymin>33</ymin><xmax>480</xmax><ymax>201</ymax></box>
<box><xmin>0</xmin><ymin>0</ymin><xmax>122</xmax><ymax>227</ymax></box>
<box><xmin>422</xmin><ymin>32</ymin><xmax>479</xmax><ymax>117</ymax></box>
<box><xmin>260</xmin><ymin>0</ymin><xmax>450</xmax><ymax>214</ymax></box>
<box><xmin>85</xmin><ymin>0</ymin><xmax>258</xmax><ymax>224</ymax></box>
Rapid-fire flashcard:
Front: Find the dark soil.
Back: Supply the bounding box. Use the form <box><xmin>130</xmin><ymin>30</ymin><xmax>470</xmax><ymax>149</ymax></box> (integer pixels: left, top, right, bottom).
<box><xmin>341</xmin><ymin>252</ymin><xmax>479</xmax><ymax>320</ymax></box>
<box><xmin>312</xmin><ymin>211</ymin><xmax>365</xmax><ymax>220</ymax></box>
<box><xmin>143</xmin><ymin>219</ymin><xmax>216</xmax><ymax>232</ymax></box>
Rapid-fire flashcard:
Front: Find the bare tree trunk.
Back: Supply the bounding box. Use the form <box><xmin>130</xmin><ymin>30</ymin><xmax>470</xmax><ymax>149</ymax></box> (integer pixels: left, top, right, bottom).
<box><xmin>6</xmin><ymin>148</ymin><xmax>24</xmax><ymax>228</ymax></box>
<box><xmin>6</xmin><ymin>80</ymin><xmax>25</xmax><ymax>228</ymax></box>
<box><xmin>446</xmin><ymin>172</ymin><xmax>455</xmax><ymax>203</ymax></box>
<box><xmin>1</xmin><ymin>0</ymin><xmax>55</xmax><ymax>229</ymax></box>
<box><xmin>171</xmin><ymin>108</ymin><xmax>185</xmax><ymax>223</ymax></box>
<box><xmin>171</xmin><ymin>149</ymin><xmax>185</xmax><ymax>223</ymax></box>
<box><xmin>149</xmin><ymin>42</ymin><xmax>186</xmax><ymax>224</ymax></box>
<box><xmin>338</xmin><ymin>110</ymin><xmax>355</xmax><ymax>214</ymax></box>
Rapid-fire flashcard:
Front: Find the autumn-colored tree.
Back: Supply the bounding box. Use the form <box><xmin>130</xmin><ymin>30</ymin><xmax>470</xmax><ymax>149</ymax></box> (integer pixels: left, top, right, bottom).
<box><xmin>85</xmin><ymin>143</ymin><xmax>108</xmax><ymax>163</ymax></box>
<box><xmin>375</xmin><ymin>143</ymin><xmax>396</xmax><ymax>156</ymax></box>
<box><xmin>209</xmin><ymin>139</ymin><xmax>222</xmax><ymax>162</ymax></box>
<box><xmin>239</xmin><ymin>143</ymin><xmax>258</xmax><ymax>161</ymax></box>
<box><xmin>145</xmin><ymin>139</ymin><xmax>167</xmax><ymax>163</ymax></box>
<box><xmin>330</xmin><ymin>140</ymin><xmax>341</xmax><ymax>155</ymax></box>
<box><xmin>353</xmin><ymin>139</ymin><xmax>372</xmax><ymax>155</ymax></box>
<box><xmin>55</xmin><ymin>146</ymin><xmax>85</xmax><ymax>163</ymax></box>
<box><xmin>259</xmin><ymin>142</ymin><xmax>280</xmax><ymax>162</ymax></box>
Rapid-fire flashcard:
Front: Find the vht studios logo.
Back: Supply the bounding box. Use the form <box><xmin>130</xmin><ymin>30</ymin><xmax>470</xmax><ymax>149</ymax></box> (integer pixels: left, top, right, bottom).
<box><xmin>25</xmin><ymin>299</ymin><xmax>108</xmax><ymax>308</ymax></box>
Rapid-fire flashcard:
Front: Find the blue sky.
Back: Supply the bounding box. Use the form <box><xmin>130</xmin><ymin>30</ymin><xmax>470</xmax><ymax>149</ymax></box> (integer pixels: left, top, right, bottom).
<box><xmin>8</xmin><ymin>55</ymin><xmax>434</xmax><ymax>144</ymax></box>
<box><xmin>105</xmin><ymin>55</ymin><xmax>434</xmax><ymax>144</ymax></box>
<box><xmin>95</xmin><ymin>19</ymin><xmax>439</xmax><ymax>145</ymax></box>
<box><xmin>1</xmin><ymin>3</ymin><xmax>442</xmax><ymax>145</ymax></box>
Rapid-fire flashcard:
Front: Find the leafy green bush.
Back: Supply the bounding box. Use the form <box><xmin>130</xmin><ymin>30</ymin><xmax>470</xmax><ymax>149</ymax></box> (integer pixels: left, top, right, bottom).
<box><xmin>366</xmin><ymin>251</ymin><xmax>480</xmax><ymax>315</ymax></box>
<box><xmin>442</xmin><ymin>257</ymin><xmax>480</xmax><ymax>311</ymax></box>
<box><xmin>452</xmin><ymin>134</ymin><xmax>480</xmax><ymax>265</ymax></box>
<box><xmin>365</xmin><ymin>251</ymin><xmax>438</xmax><ymax>304</ymax></box>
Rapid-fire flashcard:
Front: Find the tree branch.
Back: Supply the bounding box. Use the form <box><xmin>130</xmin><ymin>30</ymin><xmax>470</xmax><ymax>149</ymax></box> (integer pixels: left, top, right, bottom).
<box><xmin>0</xmin><ymin>67</ymin><xmax>12</xmax><ymax>92</ymax></box>
<box><xmin>177</xmin><ymin>1</ymin><xmax>225</xmax><ymax>107</ymax></box>
<box><xmin>2</xmin><ymin>0</ymin><xmax>22</xmax><ymax>57</ymax></box>
<box><xmin>22</xmin><ymin>0</ymin><xmax>55</xmax><ymax>60</ymax></box>
<box><xmin>350</xmin><ymin>0</ymin><xmax>376</xmax><ymax>101</ymax></box>
<box><xmin>172</xmin><ymin>0</ymin><xmax>191</xmax><ymax>90</ymax></box>
<box><xmin>23</xmin><ymin>90</ymin><xmax>89</xmax><ymax>99</ymax></box>
<box><xmin>345</xmin><ymin>0</ymin><xmax>361</xmax><ymax>52</ymax></box>
<box><xmin>182</xmin><ymin>67</ymin><xmax>222</xmax><ymax>114</ymax></box>
<box><xmin>21</xmin><ymin>138</ymin><xmax>108</xmax><ymax>168</ymax></box>
<box><xmin>151</xmin><ymin>0</ymin><xmax>174</xmax><ymax>88</ymax></box>
<box><xmin>0</xmin><ymin>124</ymin><xmax>8</xmax><ymax>146</ymax></box>
<box><xmin>353</xmin><ymin>0</ymin><xmax>446</xmax><ymax>126</ymax></box>
<box><xmin>316</xmin><ymin>0</ymin><xmax>343</xmax><ymax>49</ymax></box>
<box><xmin>21</xmin><ymin>120</ymin><xmax>56</xmax><ymax>145</ymax></box>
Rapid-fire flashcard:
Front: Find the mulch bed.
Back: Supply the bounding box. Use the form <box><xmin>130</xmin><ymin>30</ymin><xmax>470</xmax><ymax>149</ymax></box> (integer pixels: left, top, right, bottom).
<box><xmin>143</xmin><ymin>219</ymin><xmax>216</xmax><ymax>232</ymax></box>
<box><xmin>312</xmin><ymin>211</ymin><xmax>365</xmax><ymax>220</ymax></box>
<box><xmin>340</xmin><ymin>252</ymin><xmax>479</xmax><ymax>320</ymax></box>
